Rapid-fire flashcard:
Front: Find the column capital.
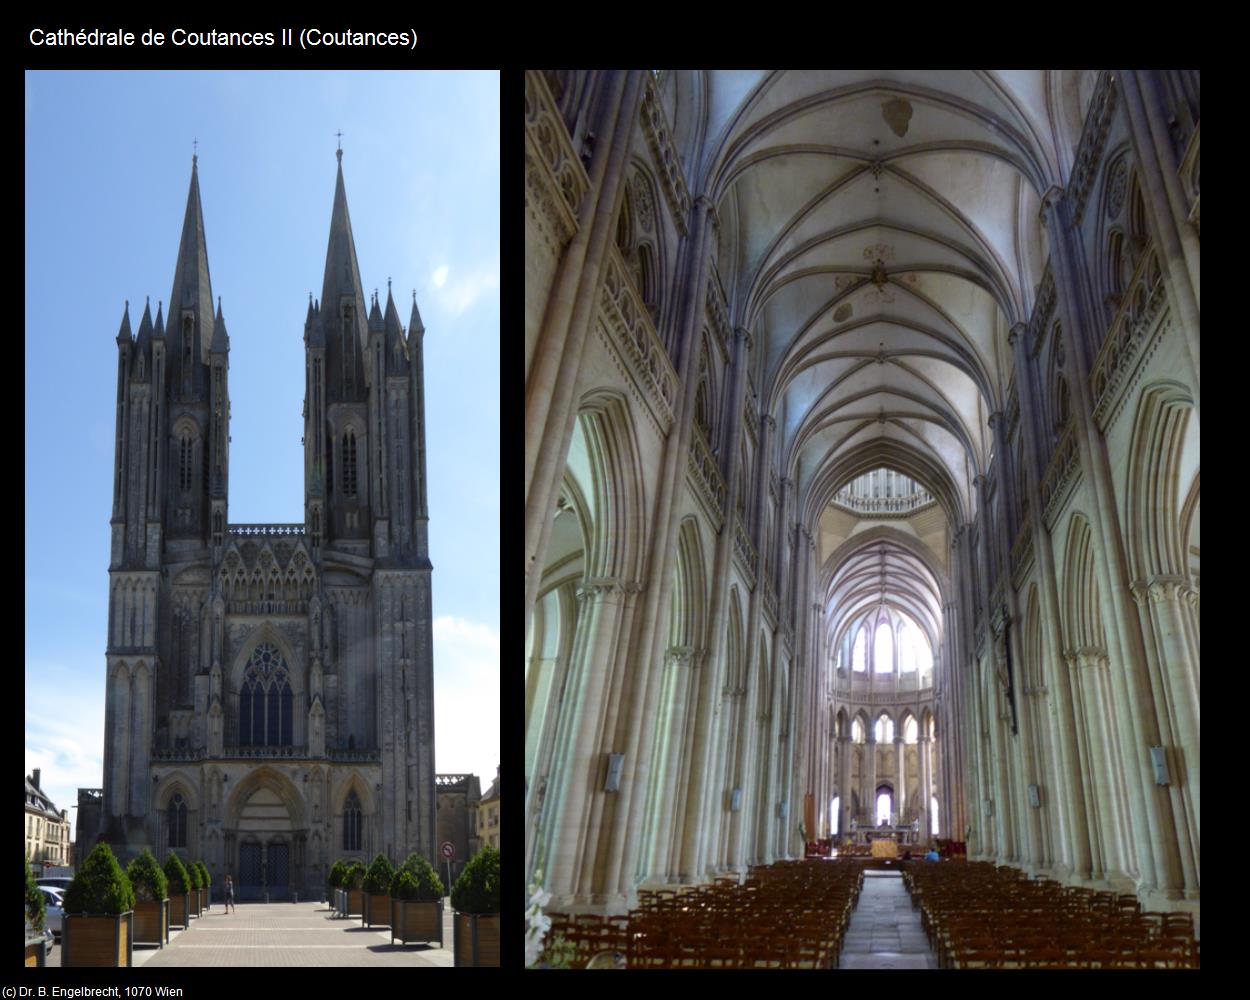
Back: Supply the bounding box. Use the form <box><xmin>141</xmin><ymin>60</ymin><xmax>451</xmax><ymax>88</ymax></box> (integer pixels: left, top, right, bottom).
<box><xmin>973</xmin><ymin>474</ymin><xmax>987</xmax><ymax>489</ymax></box>
<box><xmin>576</xmin><ymin>576</ymin><xmax>643</xmax><ymax>602</ymax></box>
<box><xmin>1007</xmin><ymin>322</ymin><xmax>1028</xmax><ymax>347</ymax></box>
<box><xmin>1131</xmin><ymin>574</ymin><xmax>1190</xmax><ymax>604</ymax></box>
<box><xmin>1039</xmin><ymin>184</ymin><xmax>1066</xmax><ymax>220</ymax></box>
<box><xmin>761</xmin><ymin>413</ymin><xmax>776</xmax><ymax>432</ymax></box>
<box><xmin>987</xmin><ymin>411</ymin><xmax>1004</xmax><ymax>430</ymax></box>
<box><xmin>812</xmin><ymin>601</ymin><xmax>823</xmax><ymax>613</ymax></box>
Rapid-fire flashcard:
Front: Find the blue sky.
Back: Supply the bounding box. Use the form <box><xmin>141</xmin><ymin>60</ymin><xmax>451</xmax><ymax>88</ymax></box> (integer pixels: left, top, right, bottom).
<box><xmin>25</xmin><ymin>70</ymin><xmax>499</xmax><ymax>831</ymax></box>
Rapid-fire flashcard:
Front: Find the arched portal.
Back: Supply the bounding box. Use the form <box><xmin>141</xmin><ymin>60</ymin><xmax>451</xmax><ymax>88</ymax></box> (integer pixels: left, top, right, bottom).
<box><xmin>225</xmin><ymin>767</ymin><xmax>305</xmax><ymax>901</ymax></box>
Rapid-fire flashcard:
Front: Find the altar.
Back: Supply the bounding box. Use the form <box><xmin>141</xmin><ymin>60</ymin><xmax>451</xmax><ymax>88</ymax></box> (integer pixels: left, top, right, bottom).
<box><xmin>847</xmin><ymin>823</ymin><xmax>920</xmax><ymax>847</ymax></box>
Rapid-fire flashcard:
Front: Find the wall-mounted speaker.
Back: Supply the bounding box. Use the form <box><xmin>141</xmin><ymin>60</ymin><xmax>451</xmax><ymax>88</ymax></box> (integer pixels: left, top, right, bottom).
<box><xmin>1027</xmin><ymin>784</ymin><xmax>1041</xmax><ymax>808</ymax></box>
<box><xmin>983</xmin><ymin>798</ymin><xmax>994</xmax><ymax>817</ymax></box>
<box><xmin>1150</xmin><ymin>746</ymin><xmax>1170</xmax><ymax>786</ymax></box>
<box><xmin>730</xmin><ymin>787</ymin><xmax>742</xmax><ymax>812</ymax></box>
<box><xmin>604</xmin><ymin>752</ymin><xmax>624</xmax><ymax>792</ymax></box>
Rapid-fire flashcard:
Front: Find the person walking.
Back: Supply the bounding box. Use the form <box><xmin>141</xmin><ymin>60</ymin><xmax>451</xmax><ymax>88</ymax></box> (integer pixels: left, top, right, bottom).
<box><xmin>224</xmin><ymin>874</ymin><xmax>236</xmax><ymax>914</ymax></box>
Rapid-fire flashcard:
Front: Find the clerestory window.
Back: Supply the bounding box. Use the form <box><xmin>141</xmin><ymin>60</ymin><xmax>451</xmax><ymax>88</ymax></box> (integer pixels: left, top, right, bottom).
<box><xmin>343</xmin><ymin>431</ymin><xmax>358</xmax><ymax>497</ymax></box>
<box><xmin>343</xmin><ymin>790</ymin><xmax>362</xmax><ymax>851</ymax></box>
<box><xmin>167</xmin><ymin>792</ymin><xmax>187</xmax><ymax>848</ymax></box>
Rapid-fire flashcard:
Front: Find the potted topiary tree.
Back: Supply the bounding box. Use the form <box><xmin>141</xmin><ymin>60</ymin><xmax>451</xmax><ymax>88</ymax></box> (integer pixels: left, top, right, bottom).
<box><xmin>125</xmin><ymin>848</ymin><xmax>169</xmax><ymax>947</ymax></box>
<box><xmin>163</xmin><ymin>853</ymin><xmax>194</xmax><ymax>929</ymax></box>
<box><xmin>451</xmin><ymin>845</ymin><xmax>499</xmax><ymax>967</ymax></box>
<box><xmin>184</xmin><ymin>857</ymin><xmax>203</xmax><ymax>918</ymax></box>
<box><xmin>25</xmin><ymin>852</ymin><xmax>48</xmax><ymax>967</ymax></box>
<box><xmin>327</xmin><ymin>860</ymin><xmax>347</xmax><ymax>917</ymax></box>
<box><xmin>361</xmin><ymin>854</ymin><xmax>395</xmax><ymax>928</ymax></box>
<box><xmin>343</xmin><ymin>861</ymin><xmax>366</xmax><ymax>917</ymax></box>
<box><xmin>390</xmin><ymin>852</ymin><xmax>444</xmax><ymax>947</ymax></box>
<box><xmin>61</xmin><ymin>843</ymin><xmax>136</xmax><ymax>967</ymax></box>
<box><xmin>194</xmin><ymin>862</ymin><xmax>211</xmax><ymax>912</ymax></box>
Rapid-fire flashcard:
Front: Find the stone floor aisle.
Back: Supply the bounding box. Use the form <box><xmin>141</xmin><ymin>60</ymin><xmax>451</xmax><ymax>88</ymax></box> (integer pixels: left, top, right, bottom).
<box><xmin>838</xmin><ymin>870</ymin><xmax>938</xmax><ymax>969</ymax></box>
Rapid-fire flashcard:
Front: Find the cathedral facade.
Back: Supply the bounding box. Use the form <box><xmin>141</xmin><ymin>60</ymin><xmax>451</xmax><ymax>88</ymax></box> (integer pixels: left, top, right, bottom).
<box><xmin>92</xmin><ymin>150</ymin><xmax>436</xmax><ymax>900</ymax></box>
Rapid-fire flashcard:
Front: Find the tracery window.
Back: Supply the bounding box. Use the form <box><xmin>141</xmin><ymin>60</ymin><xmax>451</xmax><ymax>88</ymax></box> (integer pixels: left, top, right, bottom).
<box><xmin>875</xmin><ymin>715</ymin><xmax>893</xmax><ymax>744</ymax></box>
<box><xmin>851</xmin><ymin>718</ymin><xmax>865</xmax><ymax>744</ymax></box>
<box><xmin>179</xmin><ymin>434</ymin><xmax>193</xmax><ymax>491</ymax></box>
<box><xmin>876</xmin><ymin>790</ymin><xmax>892</xmax><ymax>826</ymax></box>
<box><xmin>852</xmin><ymin>627</ymin><xmax>867</xmax><ymax>672</ymax></box>
<box><xmin>903</xmin><ymin>716</ymin><xmax>918</xmax><ymax>744</ymax></box>
<box><xmin>238</xmin><ymin>642</ymin><xmax>293</xmax><ymax>747</ymax></box>
<box><xmin>343</xmin><ymin>431</ymin><xmax>358</xmax><ymax>498</ymax></box>
<box><xmin>343</xmin><ymin>790</ymin><xmax>362</xmax><ymax>851</ymax></box>
<box><xmin>167</xmin><ymin>792</ymin><xmax>187</xmax><ymax>849</ymax></box>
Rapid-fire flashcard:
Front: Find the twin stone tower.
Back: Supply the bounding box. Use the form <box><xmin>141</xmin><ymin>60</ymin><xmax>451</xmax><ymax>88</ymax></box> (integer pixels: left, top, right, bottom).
<box><xmin>83</xmin><ymin>150</ymin><xmax>436</xmax><ymax>899</ymax></box>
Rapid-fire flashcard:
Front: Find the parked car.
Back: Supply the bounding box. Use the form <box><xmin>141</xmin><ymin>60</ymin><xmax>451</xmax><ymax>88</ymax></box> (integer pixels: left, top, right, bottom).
<box><xmin>39</xmin><ymin>887</ymin><xmax>64</xmax><ymax>940</ymax></box>
<box><xmin>36</xmin><ymin>876</ymin><xmax>74</xmax><ymax>892</ymax></box>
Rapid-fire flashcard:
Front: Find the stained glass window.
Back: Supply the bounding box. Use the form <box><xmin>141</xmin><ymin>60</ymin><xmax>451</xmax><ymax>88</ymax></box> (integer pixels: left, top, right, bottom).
<box><xmin>344</xmin><ymin>790</ymin><xmax>362</xmax><ymax>851</ymax></box>
<box><xmin>852</xmin><ymin>627</ymin><xmax>867</xmax><ymax>672</ymax></box>
<box><xmin>343</xmin><ymin>431</ymin><xmax>358</xmax><ymax>497</ymax></box>
<box><xmin>874</xmin><ymin>620</ymin><xmax>893</xmax><ymax>673</ymax></box>
<box><xmin>179</xmin><ymin>435</ymin><xmax>193</xmax><ymax>491</ymax></box>
<box><xmin>238</xmin><ymin>642</ymin><xmax>292</xmax><ymax>747</ymax></box>
<box><xmin>167</xmin><ymin>792</ymin><xmax>187</xmax><ymax>848</ymax></box>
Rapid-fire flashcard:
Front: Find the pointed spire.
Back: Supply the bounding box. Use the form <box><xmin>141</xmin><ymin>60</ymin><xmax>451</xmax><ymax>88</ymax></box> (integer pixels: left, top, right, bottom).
<box><xmin>408</xmin><ymin>289</ymin><xmax>425</xmax><ymax>339</ymax></box>
<box><xmin>116</xmin><ymin>300</ymin><xmax>133</xmax><ymax>344</ymax></box>
<box><xmin>153</xmin><ymin>300</ymin><xmax>165</xmax><ymax>339</ymax></box>
<box><xmin>168</xmin><ymin>155</ymin><xmax>215</xmax><ymax>366</ymax></box>
<box><xmin>135</xmin><ymin>296</ymin><xmax>154</xmax><ymax>348</ymax></box>
<box><xmin>305</xmin><ymin>293</ymin><xmax>315</xmax><ymax>327</ymax></box>
<box><xmin>368</xmin><ymin>290</ymin><xmax>385</xmax><ymax>333</ymax></box>
<box><xmin>210</xmin><ymin>295</ymin><xmax>229</xmax><ymax>354</ymax></box>
<box><xmin>319</xmin><ymin>150</ymin><xmax>368</xmax><ymax>357</ymax></box>
<box><xmin>385</xmin><ymin>285</ymin><xmax>408</xmax><ymax>372</ymax></box>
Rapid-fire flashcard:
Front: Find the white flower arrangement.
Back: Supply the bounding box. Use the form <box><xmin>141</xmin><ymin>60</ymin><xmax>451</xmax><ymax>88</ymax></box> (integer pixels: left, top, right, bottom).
<box><xmin>524</xmin><ymin>868</ymin><xmax>554</xmax><ymax>968</ymax></box>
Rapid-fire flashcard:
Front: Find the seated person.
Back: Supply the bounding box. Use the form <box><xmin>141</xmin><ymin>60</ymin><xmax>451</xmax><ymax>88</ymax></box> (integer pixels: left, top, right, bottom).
<box><xmin>924</xmin><ymin>844</ymin><xmax>940</xmax><ymax>862</ymax></box>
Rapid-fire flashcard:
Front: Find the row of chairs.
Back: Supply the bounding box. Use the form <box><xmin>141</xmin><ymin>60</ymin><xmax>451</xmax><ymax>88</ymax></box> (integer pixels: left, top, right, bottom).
<box><xmin>547</xmin><ymin>859</ymin><xmax>864</xmax><ymax>969</ymax></box>
<box><xmin>904</xmin><ymin>861</ymin><xmax>1198</xmax><ymax>969</ymax></box>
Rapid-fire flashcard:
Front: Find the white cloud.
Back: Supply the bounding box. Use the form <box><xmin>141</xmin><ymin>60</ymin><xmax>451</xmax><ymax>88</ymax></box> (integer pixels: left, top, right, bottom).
<box><xmin>428</xmin><ymin>255</ymin><xmax>499</xmax><ymax>318</ymax></box>
<box><xmin>433</xmin><ymin>616</ymin><xmax>499</xmax><ymax>783</ymax></box>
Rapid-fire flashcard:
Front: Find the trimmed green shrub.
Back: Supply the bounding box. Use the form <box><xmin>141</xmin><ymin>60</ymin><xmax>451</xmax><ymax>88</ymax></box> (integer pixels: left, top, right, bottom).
<box><xmin>62</xmin><ymin>843</ymin><xmax>136</xmax><ymax>915</ymax></box>
<box><xmin>391</xmin><ymin>853</ymin><xmax>443</xmax><ymax>901</ymax></box>
<box><xmin>327</xmin><ymin>860</ymin><xmax>348</xmax><ymax>889</ymax></box>
<box><xmin>361</xmin><ymin>853</ymin><xmax>395</xmax><ymax>893</ymax></box>
<box><xmin>26</xmin><ymin>852</ymin><xmax>45</xmax><ymax>933</ymax></box>
<box><xmin>194</xmin><ymin>862</ymin><xmax>211</xmax><ymax>890</ymax></box>
<box><xmin>184</xmin><ymin>859</ymin><xmax>204</xmax><ymax>891</ymax></box>
<box><xmin>163</xmin><ymin>852</ymin><xmax>192</xmax><ymax>896</ymax></box>
<box><xmin>344</xmin><ymin>861</ymin><xmax>366</xmax><ymax>890</ymax></box>
<box><xmin>125</xmin><ymin>848</ymin><xmax>169</xmax><ymax>902</ymax></box>
<box><xmin>450</xmin><ymin>845</ymin><xmax>499</xmax><ymax>915</ymax></box>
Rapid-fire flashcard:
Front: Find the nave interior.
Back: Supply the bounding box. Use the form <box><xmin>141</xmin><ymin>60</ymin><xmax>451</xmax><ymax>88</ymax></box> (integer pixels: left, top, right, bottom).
<box><xmin>525</xmin><ymin>69</ymin><xmax>1199</xmax><ymax>967</ymax></box>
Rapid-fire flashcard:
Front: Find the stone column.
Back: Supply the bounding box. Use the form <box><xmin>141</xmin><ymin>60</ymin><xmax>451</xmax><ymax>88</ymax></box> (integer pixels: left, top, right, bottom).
<box><xmin>1064</xmin><ymin>649</ymin><xmax>1107</xmax><ymax>880</ymax></box>
<box><xmin>1007</xmin><ymin>321</ymin><xmax>1092</xmax><ymax>881</ymax></box>
<box><xmin>1042</xmin><ymin>186</ymin><xmax>1182</xmax><ymax>897</ymax></box>
<box><xmin>1117</xmin><ymin>71</ymin><xmax>1200</xmax><ymax>389</ymax></box>
<box><xmin>604</xmin><ymin>193</ymin><xmax>717</xmax><ymax>901</ymax></box>
<box><xmin>863</xmin><ymin>731</ymin><xmax>877</xmax><ymax>825</ymax></box>
<box><xmin>643</xmin><ymin>647</ymin><xmax>696</xmax><ymax>882</ymax></box>
<box><xmin>542</xmin><ymin>577</ymin><xmax>639</xmax><ymax>904</ymax></box>
<box><xmin>837</xmin><ymin>733</ymin><xmax>852</xmax><ymax>838</ymax></box>
<box><xmin>918</xmin><ymin>735</ymin><xmax>932</xmax><ymax>839</ymax></box>
<box><xmin>524</xmin><ymin>70</ymin><xmax>647</xmax><ymax>629</ymax></box>
<box><xmin>1130</xmin><ymin>579</ymin><xmax>1200</xmax><ymax>896</ymax></box>
<box><xmin>892</xmin><ymin>736</ymin><xmax>905</xmax><ymax>826</ymax></box>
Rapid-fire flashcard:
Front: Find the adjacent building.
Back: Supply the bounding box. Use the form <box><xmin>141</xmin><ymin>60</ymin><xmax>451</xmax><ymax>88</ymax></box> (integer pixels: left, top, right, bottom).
<box><xmin>25</xmin><ymin>770</ymin><xmax>71</xmax><ymax>867</ymax></box>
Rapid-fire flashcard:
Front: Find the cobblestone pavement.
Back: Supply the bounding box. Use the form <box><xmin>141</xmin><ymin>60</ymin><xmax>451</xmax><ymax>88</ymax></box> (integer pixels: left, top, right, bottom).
<box><xmin>44</xmin><ymin>901</ymin><xmax>454</xmax><ymax>968</ymax></box>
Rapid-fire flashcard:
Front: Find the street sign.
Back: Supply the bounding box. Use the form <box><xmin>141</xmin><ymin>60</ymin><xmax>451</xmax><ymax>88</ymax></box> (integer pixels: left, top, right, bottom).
<box><xmin>440</xmin><ymin>841</ymin><xmax>455</xmax><ymax>860</ymax></box>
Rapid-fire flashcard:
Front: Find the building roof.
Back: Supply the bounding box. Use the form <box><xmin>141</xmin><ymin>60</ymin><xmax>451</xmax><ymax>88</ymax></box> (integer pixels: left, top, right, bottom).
<box><xmin>25</xmin><ymin>776</ymin><xmax>66</xmax><ymax>822</ymax></box>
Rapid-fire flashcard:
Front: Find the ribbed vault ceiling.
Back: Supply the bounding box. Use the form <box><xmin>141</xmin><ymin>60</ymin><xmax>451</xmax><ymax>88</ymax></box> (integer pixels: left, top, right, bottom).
<box><xmin>668</xmin><ymin>69</ymin><xmax>1098</xmax><ymax>666</ymax></box>
<box><xmin>677</xmin><ymin>70</ymin><xmax>1097</xmax><ymax>522</ymax></box>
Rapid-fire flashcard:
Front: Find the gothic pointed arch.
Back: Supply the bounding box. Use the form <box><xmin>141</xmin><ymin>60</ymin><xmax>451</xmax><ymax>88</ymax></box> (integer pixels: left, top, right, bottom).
<box><xmin>1125</xmin><ymin>381</ymin><xmax>1196</xmax><ymax>582</ymax></box>
<box><xmin>575</xmin><ymin>390</ymin><xmax>648</xmax><ymax>584</ymax></box>
<box><xmin>229</xmin><ymin>623</ymin><xmax>304</xmax><ymax>748</ymax></box>
<box><xmin>224</xmin><ymin>765</ymin><xmax>306</xmax><ymax>829</ymax></box>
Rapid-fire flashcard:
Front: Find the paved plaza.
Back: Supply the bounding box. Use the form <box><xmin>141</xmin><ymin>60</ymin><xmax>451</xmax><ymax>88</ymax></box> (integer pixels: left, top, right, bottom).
<box><xmin>44</xmin><ymin>900</ymin><xmax>455</xmax><ymax>967</ymax></box>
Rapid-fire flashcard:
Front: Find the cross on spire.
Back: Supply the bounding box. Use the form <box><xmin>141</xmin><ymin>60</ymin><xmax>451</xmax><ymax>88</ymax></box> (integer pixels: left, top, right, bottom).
<box><xmin>192</xmin><ymin>137</ymin><xmax>198</xmax><ymax>164</ymax></box>
<box><xmin>335</xmin><ymin>130</ymin><xmax>343</xmax><ymax>163</ymax></box>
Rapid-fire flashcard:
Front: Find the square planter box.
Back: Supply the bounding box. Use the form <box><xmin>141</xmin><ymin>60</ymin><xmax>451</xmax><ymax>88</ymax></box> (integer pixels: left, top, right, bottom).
<box><xmin>332</xmin><ymin>888</ymin><xmax>345</xmax><ymax>917</ymax></box>
<box><xmin>391</xmin><ymin>898</ymin><xmax>443</xmax><ymax>947</ymax></box>
<box><xmin>344</xmin><ymin>887</ymin><xmax>365</xmax><ymax>917</ymax></box>
<box><xmin>169</xmin><ymin>892</ymin><xmax>192</xmax><ymax>929</ymax></box>
<box><xmin>189</xmin><ymin>891</ymin><xmax>202</xmax><ymax>918</ymax></box>
<box><xmin>200</xmin><ymin>887</ymin><xmax>209</xmax><ymax>911</ymax></box>
<box><xmin>363</xmin><ymin>892</ymin><xmax>391</xmax><ymax>928</ymax></box>
<box><xmin>133</xmin><ymin>898</ymin><xmax>170</xmax><ymax>947</ymax></box>
<box><xmin>25</xmin><ymin>934</ymin><xmax>47</xmax><ymax>967</ymax></box>
<box><xmin>62</xmin><ymin>912</ymin><xmax>134</xmax><ymax>968</ymax></box>
<box><xmin>453</xmin><ymin>912</ymin><xmax>499</xmax><ymax>967</ymax></box>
